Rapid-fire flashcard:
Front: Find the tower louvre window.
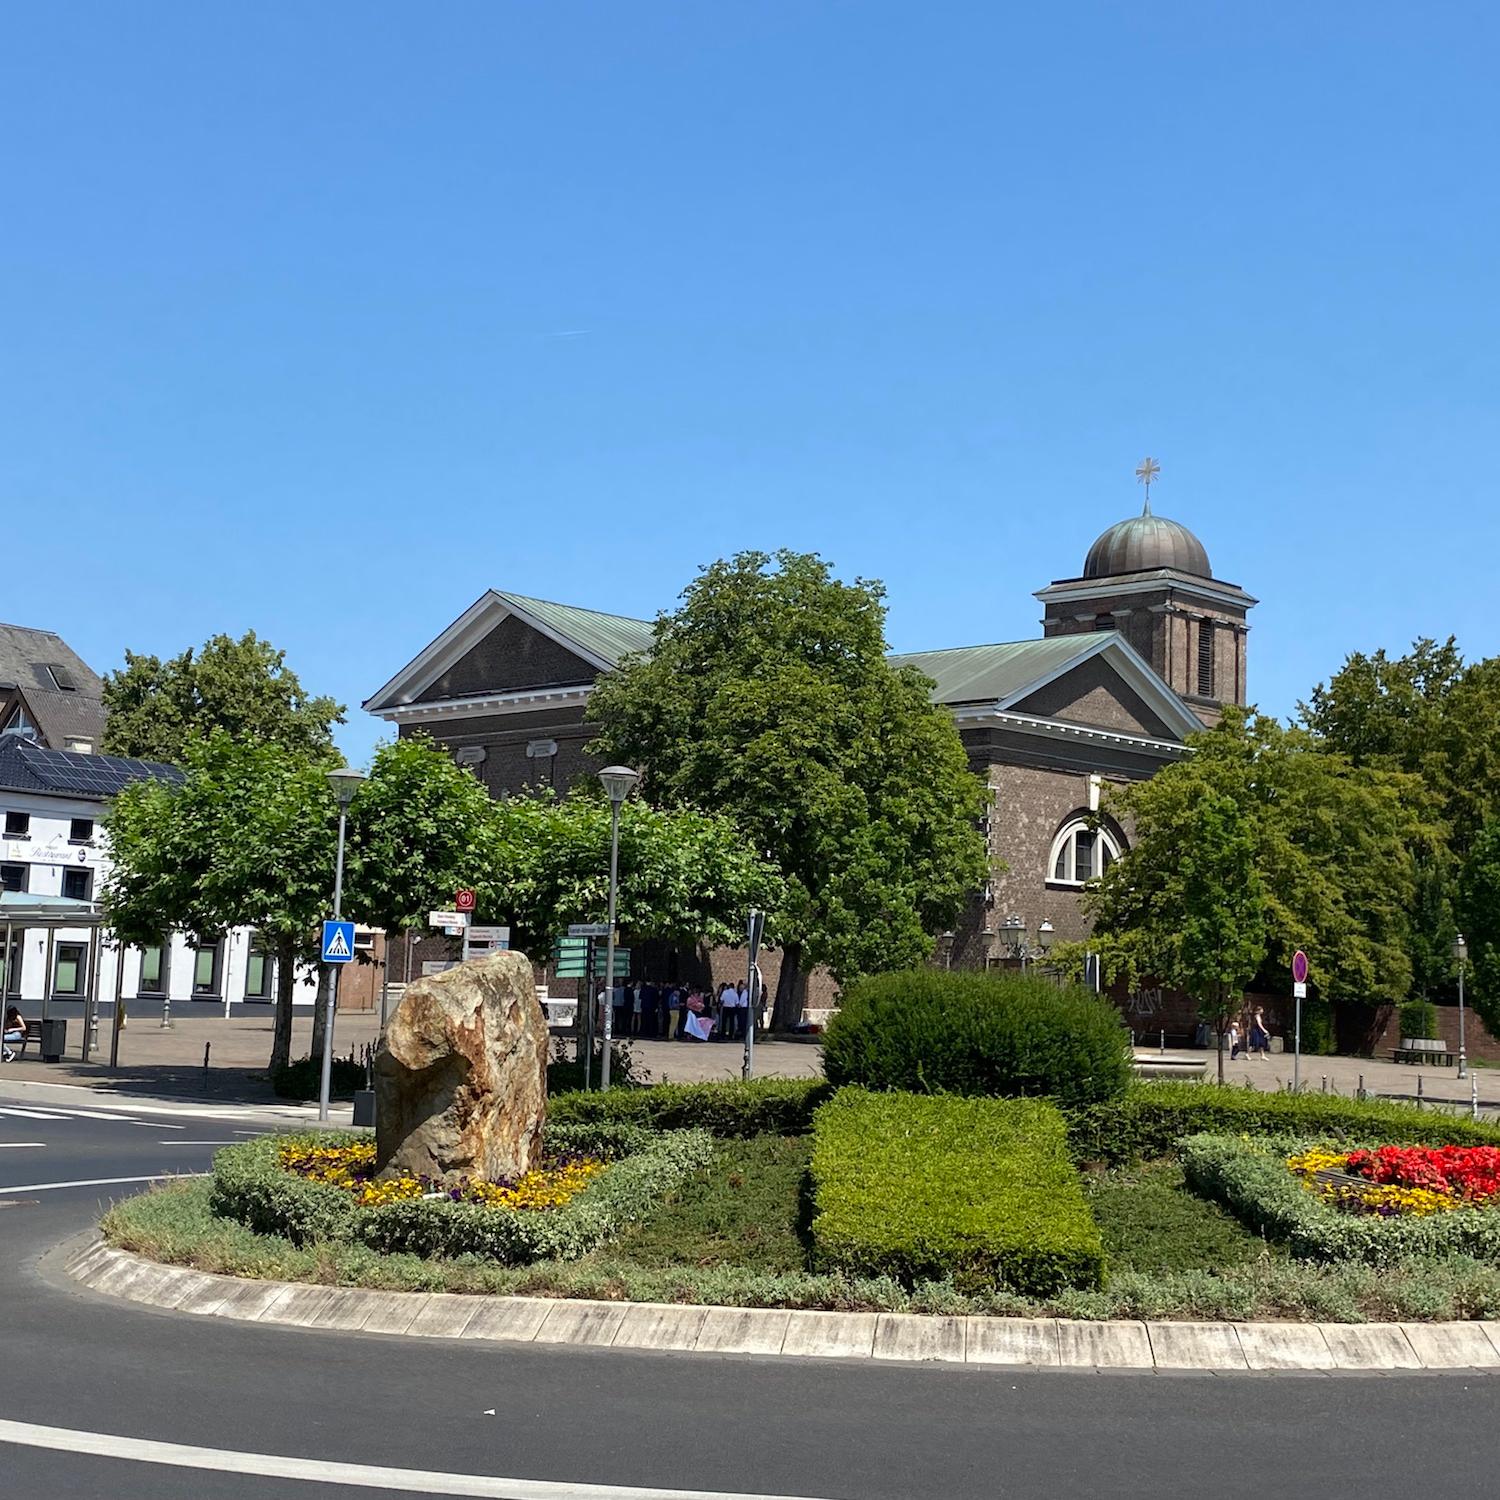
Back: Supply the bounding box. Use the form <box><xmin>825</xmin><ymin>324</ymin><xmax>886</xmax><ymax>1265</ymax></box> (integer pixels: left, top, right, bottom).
<box><xmin>1197</xmin><ymin>620</ymin><xmax>1215</xmax><ymax>698</ymax></box>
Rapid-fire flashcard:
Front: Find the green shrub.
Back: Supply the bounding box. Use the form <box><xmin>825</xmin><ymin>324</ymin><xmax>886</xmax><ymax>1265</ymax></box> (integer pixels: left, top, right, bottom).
<box><xmin>822</xmin><ymin>969</ymin><xmax>1131</xmax><ymax>1106</ymax></box>
<box><xmin>209</xmin><ymin>1131</ymin><xmax>361</xmax><ymax>1242</ymax></box>
<box><xmin>1066</xmin><ymin>1081</ymin><xmax>1500</xmax><ymax>1165</ymax></box>
<box><xmin>271</xmin><ymin>1053</ymin><xmax>367</xmax><ymax>1101</ymax></box>
<box><xmin>1399</xmin><ymin>999</ymin><xmax>1439</xmax><ymax>1041</ymax></box>
<box><xmin>208</xmin><ymin>1124</ymin><xmax>714</xmax><ymax>1263</ymax></box>
<box><xmin>809</xmin><ymin>1087</ymin><xmax>1105</xmax><ymax>1295</ymax></box>
<box><xmin>1298</xmin><ymin>998</ymin><xmax>1337</xmax><ymax>1055</ymax></box>
<box><xmin>1180</xmin><ymin>1133</ymin><xmax>1500</xmax><ymax>1267</ymax></box>
<box><xmin>549</xmin><ymin>1076</ymin><xmax>831</xmax><ymax>1137</ymax></box>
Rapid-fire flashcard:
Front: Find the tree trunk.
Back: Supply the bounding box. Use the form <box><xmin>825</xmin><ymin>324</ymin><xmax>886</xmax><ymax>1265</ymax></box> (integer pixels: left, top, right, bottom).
<box><xmin>270</xmin><ymin>937</ymin><xmax>297</xmax><ymax>1074</ymax></box>
<box><xmin>770</xmin><ymin>942</ymin><xmax>806</xmax><ymax>1033</ymax></box>
<box><xmin>1216</xmin><ymin>1027</ymin><xmax>1225</xmax><ymax>1085</ymax></box>
<box><xmin>310</xmin><ymin>965</ymin><xmax>333</xmax><ymax>1067</ymax></box>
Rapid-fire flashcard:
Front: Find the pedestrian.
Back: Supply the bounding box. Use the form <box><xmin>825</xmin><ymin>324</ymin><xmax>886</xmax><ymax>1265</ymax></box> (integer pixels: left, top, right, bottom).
<box><xmin>630</xmin><ymin>981</ymin><xmax>645</xmax><ymax>1037</ymax></box>
<box><xmin>2</xmin><ymin>1004</ymin><xmax>23</xmax><ymax>1063</ymax></box>
<box><xmin>1226</xmin><ymin>1017</ymin><xmax>1242</xmax><ymax>1061</ymax></box>
<box><xmin>612</xmin><ymin>982</ymin><xmax>630</xmax><ymax>1042</ymax></box>
<box><xmin>640</xmin><ymin>980</ymin><xmax>659</xmax><ymax>1038</ymax></box>
<box><xmin>663</xmin><ymin>984</ymin><xmax>681</xmax><ymax>1040</ymax></box>
<box><xmin>1249</xmin><ymin>1007</ymin><xmax>1271</xmax><ymax>1059</ymax></box>
<box><xmin>717</xmin><ymin>982</ymin><xmax>738</xmax><ymax>1041</ymax></box>
<box><xmin>734</xmin><ymin>979</ymin><xmax>751</xmax><ymax>1040</ymax></box>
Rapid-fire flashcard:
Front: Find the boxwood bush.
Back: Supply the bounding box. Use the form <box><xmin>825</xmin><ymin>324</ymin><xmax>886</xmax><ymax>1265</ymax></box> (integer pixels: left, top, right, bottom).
<box><xmin>809</xmin><ymin>1087</ymin><xmax>1105</xmax><ymax>1295</ymax></box>
<box><xmin>1181</xmin><ymin>1133</ymin><xmax>1500</xmax><ymax>1267</ymax></box>
<box><xmin>549</xmin><ymin>1076</ymin><xmax>831</xmax><ymax>1137</ymax></box>
<box><xmin>822</xmin><ymin>969</ymin><xmax>1131</xmax><ymax>1106</ymax></box>
<box><xmin>1066</xmin><ymin>1081</ymin><xmax>1500</xmax><ymax>1165</ymax></box>
<box><xmin>209</xmin><ymin>1122</ymin><xmax>714</xmax><ymax>1263</ymax></box>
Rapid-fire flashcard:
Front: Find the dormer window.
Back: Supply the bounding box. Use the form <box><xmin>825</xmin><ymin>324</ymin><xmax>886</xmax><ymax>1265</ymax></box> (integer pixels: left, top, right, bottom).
<box><xmin>43</xmin><ymin>663</ymin><xmax>78</xmax><ymax>692</ymax></box>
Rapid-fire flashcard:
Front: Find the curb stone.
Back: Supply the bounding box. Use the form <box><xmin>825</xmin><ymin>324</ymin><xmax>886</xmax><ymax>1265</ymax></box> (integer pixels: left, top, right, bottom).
<box><xmin>66</xmin><ymin>1239</ymin><xmax>1500</xmax><ymax>1374</ymax></box>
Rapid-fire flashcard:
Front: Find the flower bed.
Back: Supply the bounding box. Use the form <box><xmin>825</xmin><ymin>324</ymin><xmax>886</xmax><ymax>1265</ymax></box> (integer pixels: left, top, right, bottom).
<box><xmin>1183</xmin><ymin>1133</ymin><xmax>1500</xmax><ymax>1266</ymax></box>
<box><xmin>1287</xmin><ymin>1145</ymin><xmax>1500</xmax><ymax>1218</ymax></box>
<box><xmin>279</xmin><ymin>1139</ymin><xmax>605</xmax><ymax>1211</ymax></box>
<box><xmin>210</xmin><ymin>1123</ymin><xmax>715</xmax><ymax>1264</ymax></box>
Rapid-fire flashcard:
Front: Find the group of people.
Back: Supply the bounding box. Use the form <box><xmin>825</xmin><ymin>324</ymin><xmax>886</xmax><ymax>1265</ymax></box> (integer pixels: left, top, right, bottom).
<box><xmin>597</xmin><ymin>980</ymin><xmax>756</xmax><ymax>1043</ymax></box>
<box><xmin>1227</xmin><ymin>1007</ymin><xmax>1273</xmax><ymax>1060</ymax></box>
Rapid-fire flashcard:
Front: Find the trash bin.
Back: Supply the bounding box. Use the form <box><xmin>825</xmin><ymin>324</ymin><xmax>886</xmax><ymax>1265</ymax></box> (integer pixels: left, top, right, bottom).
<box><xmin>38</xmin><ymin>1018</ymin><xmax>67</xmax><ymax>1063</ymax></box>
<box><xmin>352</xmin><ymin>1089</ymin><xmax>376</xmax><ymax>1127</ymax></box>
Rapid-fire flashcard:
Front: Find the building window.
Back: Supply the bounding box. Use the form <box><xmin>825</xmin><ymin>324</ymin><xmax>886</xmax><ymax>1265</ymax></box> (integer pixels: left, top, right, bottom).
<box><xmin>192</xmin><ymin>942</ymin><xmax>222</xmax><ymax>997</ymax></box>
<box><xmin>244</xmin><ymin>938</ymin><xmax>274</xmax><ymax>1001</ymax></box>
<box><xmin>3</xmin><ymin>705</ymin><xmax>35</xmax><ymax>736</ymax></box>
<box><xmin>53</xmin><ymin>942</ymin><xmax>86</xmax><ymax>996</ymax></box>
<box><xmin>4</xmin><ymin>812</ymin><xmax>29</xmax><ymax>839</ymax></box>
<box><xmin>1093</xmin><ymin>613</ymin><xmax>1116</xmax><ymax>631</ymax></box>
<box><xmin>43</xmin><ymin>663</ymin><xmax>78</xmax><ymax>692</ymax></box>
<box><xmin>62</xmin><ymin>867</ymin><xmax>93</xmax><ymax>901</ymax></box>
<box><xmin>69</xmin><ymin>818</ymin><xmax>93</xmax><ymax>844</ymax></box>
<box><xmin>1197</xmin><ymin>620</ymin><xmax>1215</xmax><ymax>698</ymax></box>
<box><xmin>1048</xmin><ymin>817</ymin><xmax>1123</xmax><ymax>887</ymax></box>
<box><xmin>0</xmin><ymin>863</ymin><xmax>25</xmax><ymax>894</ymax></box>
<box><xmin>138</xmin><ymin>942</ymin><xmax>168</xmax><ymax>995</ymax></box>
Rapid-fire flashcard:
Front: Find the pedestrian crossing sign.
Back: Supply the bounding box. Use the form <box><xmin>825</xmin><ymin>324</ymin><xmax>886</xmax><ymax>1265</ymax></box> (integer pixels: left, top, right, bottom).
<box><xmin>321</xmin><ymin>919</ymin><xmax>356</xmax><ymax>964</ymax></box>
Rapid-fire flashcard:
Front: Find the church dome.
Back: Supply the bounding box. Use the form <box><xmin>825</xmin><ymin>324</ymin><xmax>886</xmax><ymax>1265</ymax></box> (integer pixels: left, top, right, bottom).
<box><xmin>1083</xmin><ymin>505</ymin><xmax>1211</xmax><ymax>579</ymax></box>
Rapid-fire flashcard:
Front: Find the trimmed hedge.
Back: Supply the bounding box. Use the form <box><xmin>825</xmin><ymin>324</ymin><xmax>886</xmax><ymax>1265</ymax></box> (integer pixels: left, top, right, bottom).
<box><xmin>1181</xmin><ymin>1133</ymin><xmax>1500</xmax><ymax>1267</ymax></box>
<box><xmin>809</xmin><ymin>1087</ymin><xmax>1105</xmax><ymax>1295</ymax></box>
<box><xmin>1399</xmin><ymin>1000</ymin><xmax>1439</xmax><ymax>1042</ymax></box>
<box><xmin>549</xmin><ymin>1077</ymin><xmax>831</xmax><ymax>1138</ymax></box>
<box><xmin>271</xmin><ymin>1055</ymin><xmax>367</xmax><ymax>1102</ymax></box>
<box><xmin>209</xmin><ymin>1122</ymin><xmax>715</xmax><ymax>1263</ymax></box>
<box><xmin>822</xmin><ymin>969</ymin><xmax>1131</xmax><ymax>1106</ymax></box>
<box><xmin>1067</xmin><ymin>1081</ymin><xmax>1500</xmax><ymax>1165</ymax></box>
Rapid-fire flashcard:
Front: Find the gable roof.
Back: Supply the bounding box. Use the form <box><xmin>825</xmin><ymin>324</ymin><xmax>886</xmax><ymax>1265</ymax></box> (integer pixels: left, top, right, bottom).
<box><xmin>0</xmin><ymin>738</ymin><xmax>182</xmax><ymax>801</ymax></box>
<box><xmin>367</xmin><ymin>590</ymin><xmax>1202</xmax><ymax>741</ymax></box>
<box><xmin>0</xmin><ymin>623</ymin><xmax>108</xmax><ymax>750</ymax></box>
<box><xmin>364</xmin><ymin>590</ymin><xmax>657</xmax><ymax>714</ymax></box>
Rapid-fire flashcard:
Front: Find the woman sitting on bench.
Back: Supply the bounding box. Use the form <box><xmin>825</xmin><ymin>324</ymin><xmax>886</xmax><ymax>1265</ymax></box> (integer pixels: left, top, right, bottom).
<box><xmin>3</xmin><ymin>1006</ymin><xmax>24</xmax><ymax>1064</ymax></box>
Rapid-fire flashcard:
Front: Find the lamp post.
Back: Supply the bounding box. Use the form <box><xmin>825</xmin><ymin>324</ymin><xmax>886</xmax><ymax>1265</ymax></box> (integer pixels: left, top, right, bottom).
<box><xmin>999</xmin><ymin>914</ymin><xmax>1025</xmax><ymax>969</ymax></box>
<box><xmin>1037</xmin><ymin>919</ymin><xmax>1055</xmax><ymax>958</ymax></box>
<box><xmin>318</xmin><ymin>765</ymin><xmax>367</xmax><ymax>1123</ymax></box>
<box><xmin>597</xmin><ymin>766</ymin><xmax>639</xmax><ymax>1091</ymax></box>
<box><xmin>1454</xmin><ymin>933</ymin><xmax>1469</xmax><ymax>1083</ymax></box>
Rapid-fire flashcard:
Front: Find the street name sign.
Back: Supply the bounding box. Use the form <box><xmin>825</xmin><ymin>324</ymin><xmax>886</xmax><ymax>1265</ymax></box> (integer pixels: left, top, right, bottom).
<box><xmin>428</xmin><ymin>910</ymin><xmax>467</xmax><ymax>929</ymax></box>
<box><xmin>321</xmin><ymin>920</ymin><xmax>355</xmax><ymax>965</ymax></box>
<box><xmin>568</xmin><ymin>922</ymin><xmax>612</xmax><ymax>938</ymax></box>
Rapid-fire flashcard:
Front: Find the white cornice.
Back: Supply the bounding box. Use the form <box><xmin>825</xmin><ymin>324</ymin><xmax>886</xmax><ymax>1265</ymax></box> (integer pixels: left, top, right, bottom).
<box><xmin>374</xmin><ymin>684</ymin><xmax>594</xmax><ymax>725</ymax></box>
<box><xmin>1035</xmin><ymin>571</ymin><xmax>1257</xmax><ymax>612</ymax></box>
<box><xmin>952</xmin><ymin>706</ymin><xmax>1190</xmax><ymax>758</ymax></box>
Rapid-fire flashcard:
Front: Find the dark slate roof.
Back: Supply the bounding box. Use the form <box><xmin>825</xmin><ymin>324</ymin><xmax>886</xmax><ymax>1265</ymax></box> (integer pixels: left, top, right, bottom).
<box><xmin>0</xmin><ymin>622</ymin><xmax>109</xmax><ymax>749</ymax></box>
<box><xmin>0</xmin><ymin>738</ymin><xmax>182</xmax><ymax>801</ymax></box>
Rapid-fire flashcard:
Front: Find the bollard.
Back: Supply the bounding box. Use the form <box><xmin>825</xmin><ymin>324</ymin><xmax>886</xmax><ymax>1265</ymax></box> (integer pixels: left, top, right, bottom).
<box><xmin>1358</xmin><ymin>1073</ymin><xmax>1366</xmax><ymax>1102</ymax></box>
<box><xmin>1417</xmin><ymin>1075</ymin><xmax>1424</xmax><ymax>1108</ymax></box>
<box><xmin>203</xmin><ymin>1041</ymin><xmax>211</xmax><ymax>1093</ymax></box>
<box><xmin>1159</xmin><ymin>1029</ymin><xmax>1166</xmax><ymax>1055</ymax></box>
<box><xmin>1473</xmin><ymin>1073</ymin><xmax>1480</xmax><ymax>1123</ymax></box>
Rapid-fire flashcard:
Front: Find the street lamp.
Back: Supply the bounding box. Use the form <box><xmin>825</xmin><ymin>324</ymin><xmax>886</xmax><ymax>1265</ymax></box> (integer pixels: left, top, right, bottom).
<box><xmin>598</xmin><ymin>766</ymin><xmax>639</xmax><ymax>1091</ymax></box>
<box><xmin>318</xmin><ymin>765</ymin><xmax>367</xmax><ymax>1122</ymax></box>
<box><xmin>1037</xmin><ymin>919</ymin><xmax>1054</xmax><ymax>956</ymax></box>
<box><xmin>1454</xmin><ymin>933</ymin><xmax>1469</xmax><ymax>1082</ymax></box>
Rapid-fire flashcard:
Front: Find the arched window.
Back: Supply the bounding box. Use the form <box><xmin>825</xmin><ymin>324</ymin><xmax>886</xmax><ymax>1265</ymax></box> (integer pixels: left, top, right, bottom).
<box><xmin>1048</xmin><ymin>817</ymin><xmax>1122</xmax><ymax>887</ymax></box>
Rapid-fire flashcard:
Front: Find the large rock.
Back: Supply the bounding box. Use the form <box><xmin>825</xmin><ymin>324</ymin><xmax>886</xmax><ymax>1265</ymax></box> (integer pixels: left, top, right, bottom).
<box><xmin>373</xmin><ymin>950</ymin><xmax>548</xmax><ymax>1185</ymax></box>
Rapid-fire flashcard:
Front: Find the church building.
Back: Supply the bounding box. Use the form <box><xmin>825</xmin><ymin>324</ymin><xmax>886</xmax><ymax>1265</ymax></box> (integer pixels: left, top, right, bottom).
<box><xmin>365</xmin><ymin>484</ymin><xmax>1254</xmax><ymax>1008</ymax></box>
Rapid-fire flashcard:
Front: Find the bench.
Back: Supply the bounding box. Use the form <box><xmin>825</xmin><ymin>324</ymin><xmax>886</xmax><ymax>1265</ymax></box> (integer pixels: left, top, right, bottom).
<box><xmin>1392</xmin><ymin>1046</ymin><xmax>1455</xmax><ymax>1067</ymax></box>
<box><xmin>3</xmin><ymin>1019</ymin><xmax>40</xmax><ymax>1060</ymax></box>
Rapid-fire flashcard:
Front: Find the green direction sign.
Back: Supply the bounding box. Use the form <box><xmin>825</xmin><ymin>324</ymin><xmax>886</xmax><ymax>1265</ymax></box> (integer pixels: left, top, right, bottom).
<box><xmin>552</xmin><ymin>936</ymin><xmax>631</xmax><ymax>979</ymax></box>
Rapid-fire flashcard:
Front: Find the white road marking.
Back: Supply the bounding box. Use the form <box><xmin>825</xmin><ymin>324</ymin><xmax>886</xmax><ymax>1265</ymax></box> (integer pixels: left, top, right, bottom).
<box><xmin>0</xmin><ymin>1107</ymin><xmax>71</xmax><ymax>1120</ymax></box>
<box><xmin>44</xmin><ymin>1108</ymin><xmax>147</xmax><ymax>1123</ymax></box>
<box><xmin>129</xmin><ymin>1121</ymin><xmax>186</xmax><ymax>1130</ymax></box>
<box><xmin>0</xmin><ymin>1173</ymin><xmax>207</xmax><ymax>1196</ymax></box>
<box><xmin>0</xmin><ymin>1143</ymin><xmax>44</xmax><ymax>1149</ymax></box>
<box><xmin>0</xmin><ymin>1416</ymin><xmax>827</xmax><ymax>1499</ymax></box>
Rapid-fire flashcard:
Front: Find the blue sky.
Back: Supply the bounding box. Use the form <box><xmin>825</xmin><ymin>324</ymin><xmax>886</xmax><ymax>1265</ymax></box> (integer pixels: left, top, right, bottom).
<box><xmin>3</xmin><ymin>3</ymin><xmax>1496</xmax><ymax>765</ymax></box>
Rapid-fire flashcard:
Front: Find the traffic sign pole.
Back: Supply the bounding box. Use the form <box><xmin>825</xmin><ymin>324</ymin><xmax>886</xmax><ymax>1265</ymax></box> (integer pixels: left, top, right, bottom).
<box><xmin>318</xmin><ymin>802</ymin><xmax>351</xmax><ymax>1124</ymax></box>
<box><xmin>1291</xmin><ymin>950</ymin><xmax>1310</xmax><ymax>1093</ymax></box>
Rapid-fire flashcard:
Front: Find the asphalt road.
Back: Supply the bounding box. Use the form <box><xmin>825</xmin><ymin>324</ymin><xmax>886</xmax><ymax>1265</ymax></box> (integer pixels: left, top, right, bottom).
<box><xmin>0</xmin><ymin>1088</ymin><xmax>1497</xmax><ymax>1500</ymax></box>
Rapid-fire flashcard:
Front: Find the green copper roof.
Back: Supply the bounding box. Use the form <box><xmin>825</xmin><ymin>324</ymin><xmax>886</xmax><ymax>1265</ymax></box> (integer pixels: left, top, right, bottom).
<box><xmin>889</xmin><ymin>637</ymin><xmax>1099</xmax><ymax>705</ymax></box>
<box><xmin>494</xmin><ymin>591</ymin><xmax>656</xmax><ymax>668</ymax></box>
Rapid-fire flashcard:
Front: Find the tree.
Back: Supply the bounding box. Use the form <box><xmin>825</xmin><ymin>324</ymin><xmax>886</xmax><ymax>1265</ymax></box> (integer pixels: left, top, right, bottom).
<box><xmin>104</xmin><ymin>734</ymin><xmax>502</xmax><ymax>1073</ymax></box>
<box><xmin>103</xmin><ymin>735</ymin><xmax>336</xmax><ymax>1073</ymax></box>
<box><xmin>1067</xmin><ymin>709</ymin><xmax>1431</xmax><ymax>1068</ymax></box>
<box><xmin>479</xmin><ymin>791</ymin><xmax>784</xmax><ymax>955</ymax></box>
<box><xmin>586</xmin><ymin>550</ymin><xmax>990</xmax><ymax>1027</ymax></box>
<box><xmin>1457</xmin><ymin>823</ymin><xmax>1500</xmax><ymax>1036</ymax></box>
<box><xmin>1085</xmin><ymin>781</ymin><xmax>1266</xmax><ymax>1083</ymax></box>
<box><xmin>101</xmin><ymin>632</ymin><xmax>344</xmax><ymax>765</ymax></box>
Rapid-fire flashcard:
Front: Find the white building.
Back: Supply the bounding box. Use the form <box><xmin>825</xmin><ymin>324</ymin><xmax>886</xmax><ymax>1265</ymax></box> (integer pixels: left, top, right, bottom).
<box><xmin>0</xmin><ymin>735</ymin><xmax>321</xmax><ymax>1018</ymax></box>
